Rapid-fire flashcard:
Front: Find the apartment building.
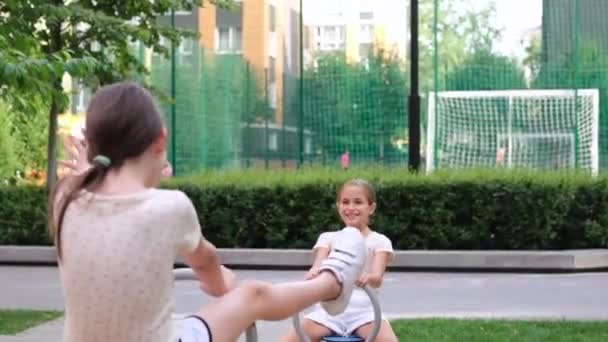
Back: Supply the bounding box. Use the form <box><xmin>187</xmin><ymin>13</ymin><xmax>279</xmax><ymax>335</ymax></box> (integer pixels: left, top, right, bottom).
<box><xmin>194</xmin><ymin>0</ymin><xmax>308</xmax><ymax>167</ymax></box>
<box><xmin>194</xmin><ymin>0</ymin><xmax>302</xmax><ymax>124</ymax></box>
<box><xmin>303</xmin><ymin>0</ymin><xmax>408</xmax><ymax>66</ymax></box>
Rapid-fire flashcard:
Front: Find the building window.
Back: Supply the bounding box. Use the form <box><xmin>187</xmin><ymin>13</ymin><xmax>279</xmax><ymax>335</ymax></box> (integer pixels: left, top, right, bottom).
<box><xmin>217</xmin><ymin>27</ymin><xmax>243</xmax><ymax>53</ymax></box>
<box><xmin>360</xmin><ymin>12</ymin><xmax>374</xmax><ymax>20</ymax></box>
<box><xmin>268</xmin><ymin>57</ymin><xmax>276</xmax><ymax>83</ymax></box>
<box><xmin>218</xmin><ymin>28</ymin><xmax>231</xmax><ymax>51</ymax></box>
<box><xmin>318</xmin><ymin>25</ymin><xmax>345</xmax><ymax>51</ymax></box>
<box><xmin>269</xmin><ymin>5</ymin><xmax>276</xmax><ymax>32</ymax></box>
<box><xmin>268</xmin><ymin>82</ymin><xmax>277</xmax><ymax>109</ymax></box>
<box><xmin>305</xmin><ymin>137</ymin><xmax>312</xmax><ymax>154</ymax></box>
<box><xmin>234</xmin><ymin>28</ymin><xmax>243</xmax><ymax>51</ymax></box>
<box><xmin>359</xmin><ymin>43</ymin><xmax>372</xmax><ymax>58</ymax></box>
<box><xmin>323</xmin><ymin>26</ymin><xmax>337</xmax><ymax>41</ymax></box>
<box><xmin>180</xmin><ymin>39</ymin><xmax>194</xmax><ymax>55</ymax></box>
<box><xmin>360</xmin><ymin>24</ymin><xmax>374</xmax><ymax>43</ymax></box>
<box><xmin>179</xmin><ymin>39</ymin><xmax>194</xmax><ymax>64</ymax></box>
<box><xmin>268</xmin><ymin>132</ymin><xmax>278</xmax><ymax>151</ymax></box>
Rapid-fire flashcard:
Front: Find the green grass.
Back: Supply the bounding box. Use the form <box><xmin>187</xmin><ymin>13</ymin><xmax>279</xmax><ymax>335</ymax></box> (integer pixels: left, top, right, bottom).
<box><xmin>0</xmin><ymin>310</ymin><xmax>62</xmax><ymax>335</ymax></box>
<box><xmin>392</xmin><ymin>319</ymin><xmax>608</xmax><ymax>341</ymax></box>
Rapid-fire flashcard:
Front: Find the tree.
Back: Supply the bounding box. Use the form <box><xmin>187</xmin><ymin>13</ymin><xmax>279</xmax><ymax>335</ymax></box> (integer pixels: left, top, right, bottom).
<box><xmin>302</xmin><ymin>50</ymin><xmax>408</xmax><ymax>164</ymax></box>
<box><xmin>419</xmin><ymin>0</ymin><xmax>503</xmax><ymax>90</ymax></box>
<box><xmin>523</xmin><ymin>33</ymin><xmax>542</xmax><ymax>83</ymax></box>
<box><xmin>150</xmin><ymin>50</ymin><xmax>264</xmax><ymax>171</ymax></box>
<box><xmin>0</xmin><ymin>0</ymin><xmax>233</xmax><ymax>191</ymax></box>
<box><xmin>533</xmin><ymin>40</ymin><xmax>608</xmax><ymax>170</ymax></box>
<box><xmin>445</xmin><ymin>49</ymin><xmax>527</xmax><ymax>91</ymax></box>
<box><xmin>0</xmin><ymin>103</ymin><xmax>20</xmax><ymax>181</ymax></box>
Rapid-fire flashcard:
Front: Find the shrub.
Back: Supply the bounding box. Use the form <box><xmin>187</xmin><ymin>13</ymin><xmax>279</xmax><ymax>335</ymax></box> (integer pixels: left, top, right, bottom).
<box><xmin>2</xmin><ymin>167</ymin><xmax>608</xmax><ymax>250</ymax></box>
<box><xmin>0</xmin><ymin>185</ymin><xmax>49</xmax><ymax>245</ymax></box>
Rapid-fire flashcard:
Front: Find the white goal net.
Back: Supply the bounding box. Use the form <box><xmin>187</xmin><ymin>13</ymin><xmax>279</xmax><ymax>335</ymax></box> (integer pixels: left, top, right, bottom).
<box><xmin>425</xmin><ymin>89</ymin><xmax>599</xmax><ymax>175</ymax></box>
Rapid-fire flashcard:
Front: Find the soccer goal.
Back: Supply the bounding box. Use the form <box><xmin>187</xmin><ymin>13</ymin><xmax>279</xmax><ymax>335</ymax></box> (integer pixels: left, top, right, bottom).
<box><xmin>425</xmin><ymin>89</ymin><xmax>599</xmax><ymax>175</ymax></box>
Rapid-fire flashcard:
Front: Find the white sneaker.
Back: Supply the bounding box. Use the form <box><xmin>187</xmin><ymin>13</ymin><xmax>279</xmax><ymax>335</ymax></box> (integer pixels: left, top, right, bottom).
<box><xmin>318</xmin><ymin>226</ymin><xmax>366</xmax><ymax>315</ymax></box>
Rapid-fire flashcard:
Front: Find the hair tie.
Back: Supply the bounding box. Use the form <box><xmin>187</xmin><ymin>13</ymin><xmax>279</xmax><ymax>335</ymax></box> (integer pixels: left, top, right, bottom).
<box><xmin>93</xmin><ymin>155</ymin><xmax>111</xmax><ymax>168</ymax></box>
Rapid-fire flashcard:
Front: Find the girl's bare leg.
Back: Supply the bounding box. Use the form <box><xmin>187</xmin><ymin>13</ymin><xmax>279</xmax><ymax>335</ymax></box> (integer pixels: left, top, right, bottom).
<box><xmin>195</xmin><ymin>272</ymin><xmax>338</xmax><ymax>341</ymax></box>
<box><xmin>195</xmin><ymin>227</ymin><xmax>367</xmax><ymax>342</ymax></box>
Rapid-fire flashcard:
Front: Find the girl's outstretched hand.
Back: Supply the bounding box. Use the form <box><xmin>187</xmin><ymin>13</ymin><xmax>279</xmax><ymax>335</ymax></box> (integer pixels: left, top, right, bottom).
<box><xmin>356</xmin><ymin>273</ymin><xmax>384</xmax><ymax>288</ymax></box>
<box><xmin>59</xmin><ymin>133</ymin><xmax>90</xmax><ymax>177</ymax></box>
<box><xmin>305</xmin><ymin>267</ymin><xmax>320</xmax><ymax>280</ymax></box>
<box><xmin>356</xmin><ymin>273</ymin><xmax>370</xmax><ymax>287</ymax></box>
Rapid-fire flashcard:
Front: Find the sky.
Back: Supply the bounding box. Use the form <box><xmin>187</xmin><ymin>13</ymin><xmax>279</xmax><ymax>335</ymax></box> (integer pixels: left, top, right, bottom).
<box><xmin>492</xmin><ymin>0</ymin><xmax>543</xmax><ymax>58</ymax></box>
<box><xmin>303</xmin><ymin>0</ymin><xmax>544</xmax><ymax>60</ymax></box>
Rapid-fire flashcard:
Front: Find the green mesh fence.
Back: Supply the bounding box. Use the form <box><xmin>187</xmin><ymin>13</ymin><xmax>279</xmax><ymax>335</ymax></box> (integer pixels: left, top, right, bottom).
<box><xmin>144</xmin><ymin>3</ymin><xmax>410</xmax><ymax>173</ymax></box>
<box><xmin>142</xmin><ymin>1</ymin><xmax>608</xmax><ymax>174</ymax></box>
<box><xmin>425</xmin><ymin>0</ymin><xmax>608</xmax><ymax>174</ymax></box>
<box><xmin>149</xmin><ymin>44</ymin><xmax>261</xmax><ymax>174</ymax></box>
<box><xmin>301</xmin><ymin>53</ymin><xmax>409</xmax><ymax>166</ymax></box>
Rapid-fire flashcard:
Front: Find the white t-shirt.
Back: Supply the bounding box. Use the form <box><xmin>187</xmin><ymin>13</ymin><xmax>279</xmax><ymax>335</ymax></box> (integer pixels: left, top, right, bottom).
<box><xmin>313</xmin><ymin>229</ymin><xmax>394</xmax><ymax>291</ymax></box>
<box><xmin>58</xmin><ymin>189</ymin><xmax>202</xmax><ymax>342</ymax></box>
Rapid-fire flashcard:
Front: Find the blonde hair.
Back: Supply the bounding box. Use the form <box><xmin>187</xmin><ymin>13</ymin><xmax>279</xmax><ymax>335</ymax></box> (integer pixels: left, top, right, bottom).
<box><xmin>337</xmin><ymin>178</ymin><xmax>377</xmax><ymax>204</ymax></box>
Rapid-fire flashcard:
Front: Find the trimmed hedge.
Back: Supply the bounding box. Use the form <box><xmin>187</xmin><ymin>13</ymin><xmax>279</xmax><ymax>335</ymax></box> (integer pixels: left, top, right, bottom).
<box><xmin>2</xmin><ymin>167</ymin><xmax>608</xmax><ymax>249</ymax></box>
<box><xmin>0</xmin><ymin>185</ymin><xmax>49</xmax><ymax>245</ymax></box>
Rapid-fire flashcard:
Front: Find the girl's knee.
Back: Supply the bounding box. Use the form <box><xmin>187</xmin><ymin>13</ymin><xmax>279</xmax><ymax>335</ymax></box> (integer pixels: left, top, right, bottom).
<box><xmin>235</xmin><ymin>280</ymin><xmax>271</xmax><ymax>301</ymax></box>
<box><xmin>279</xmin><ymin>328</ymin><xmax>300</xmax><ymax>342</ymax></box>
<box><xmin>378</xmin><ymin>333</ymin><xmax>399</xmax><ymax>342</ymax></box>
<box><xmin>376</xmin><ymin>322</ymin><xmax>398</xmax><ymax>342</ymax></box>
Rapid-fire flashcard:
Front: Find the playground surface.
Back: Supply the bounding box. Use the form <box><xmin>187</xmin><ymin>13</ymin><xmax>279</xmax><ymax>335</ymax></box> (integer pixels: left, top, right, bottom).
<box><xmin>1</xmin><ymin>266</ymin><xmax>608</xmax><ymax>341</ymax></box>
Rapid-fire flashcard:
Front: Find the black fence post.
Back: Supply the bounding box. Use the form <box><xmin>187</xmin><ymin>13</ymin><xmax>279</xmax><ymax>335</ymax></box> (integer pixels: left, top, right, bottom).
<box><xmin>408</xmin><ymin>0</ymin><xmax>421</xmax><ymax>171</ymax></box>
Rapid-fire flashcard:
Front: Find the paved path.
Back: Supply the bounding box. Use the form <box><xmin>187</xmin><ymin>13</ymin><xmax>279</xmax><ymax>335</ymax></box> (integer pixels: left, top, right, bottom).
<box><xmin>2</xmin><ymin>267</ymin><xmax>608</xmax><ymax>341</ymax></box>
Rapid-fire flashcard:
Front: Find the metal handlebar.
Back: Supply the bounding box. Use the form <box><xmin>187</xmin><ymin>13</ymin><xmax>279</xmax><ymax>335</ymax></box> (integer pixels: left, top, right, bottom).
<box><xmin>292</xmin><ymin>286</ymin><xmax>382</xmax><ymax>342</ymax></box>
<box><xmin>173</xmin><ymin>268</ymin><xmax>258</xmax><ymax>342</ymax></box>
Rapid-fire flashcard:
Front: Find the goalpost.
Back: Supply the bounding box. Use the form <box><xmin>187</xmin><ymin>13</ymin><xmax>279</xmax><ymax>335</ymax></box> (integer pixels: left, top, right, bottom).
<box><xmin>425</xmin><ymin>89</ymin><xmax>600</xmax><ymax>175</ymax></box>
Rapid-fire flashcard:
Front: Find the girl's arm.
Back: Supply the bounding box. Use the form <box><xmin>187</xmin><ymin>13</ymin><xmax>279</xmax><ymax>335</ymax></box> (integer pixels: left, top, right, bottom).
<box><xmin>356</xmin><ymin>251</ymin><xmax>392</xmax><ymax>288</ymax></box>
<box><xmin>305</xmin><ymin>247</ymin><xmax>330</xmax><ymax>279</ymax></box>
<box><xmin>305</xmin><ymin>232</ymin><xmax>334</xmax><ymax>279</ymax></box>
<box><xmin>182</xmin><ymin>238</ymin><xmax>236</xmax><ymax>296</ymax></box>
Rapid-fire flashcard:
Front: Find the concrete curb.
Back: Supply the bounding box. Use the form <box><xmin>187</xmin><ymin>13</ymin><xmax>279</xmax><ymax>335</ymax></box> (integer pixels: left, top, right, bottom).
<box><xmin>145</xmin><ymin>248</ymin><xmax>608</xmax><ymax>271</ymax></box>
<box><xmin>1</xmin><ymin>246</ymin><xmax>608</xmax><ymax>271</ymax></box>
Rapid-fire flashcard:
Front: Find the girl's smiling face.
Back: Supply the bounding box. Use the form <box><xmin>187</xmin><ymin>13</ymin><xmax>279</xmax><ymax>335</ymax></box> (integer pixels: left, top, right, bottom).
<box><xmin>337</xmin><ymin>185</ymin><xmax>376</xmax><ymax>229</ymax></box>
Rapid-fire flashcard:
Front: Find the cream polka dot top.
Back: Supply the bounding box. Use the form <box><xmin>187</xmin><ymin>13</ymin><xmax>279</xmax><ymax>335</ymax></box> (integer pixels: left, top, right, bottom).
<box><xmin>58</xmin><ymin>189</ymin><xmax>202</xmax><ymax>342</ymax></box>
